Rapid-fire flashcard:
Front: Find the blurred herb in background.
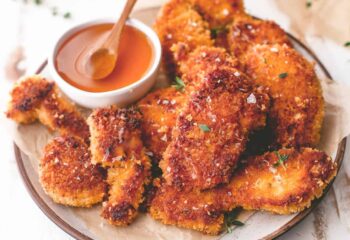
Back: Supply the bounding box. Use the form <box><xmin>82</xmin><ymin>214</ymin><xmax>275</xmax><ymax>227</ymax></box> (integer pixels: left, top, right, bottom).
<box><xmin>13</xmin><ymin>0</ymin><xmax>72</xmax><ymax>19</ymax></box>
<box><xmin>63</xmin><ymin>12</ymin><xmax>71</xmax><ymax>19</ymax></box>
<box><xmin>306</xmin><ymin>0</ymin><xmax>312</xmax><ymax>8</ymax></box>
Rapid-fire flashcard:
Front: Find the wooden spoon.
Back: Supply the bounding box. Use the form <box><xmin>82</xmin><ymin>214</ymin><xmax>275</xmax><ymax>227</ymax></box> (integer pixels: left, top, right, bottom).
<box><xmin>85</xmin><ymin>0</ymin><xmax>137</xmax><ymax>80</ymax></box>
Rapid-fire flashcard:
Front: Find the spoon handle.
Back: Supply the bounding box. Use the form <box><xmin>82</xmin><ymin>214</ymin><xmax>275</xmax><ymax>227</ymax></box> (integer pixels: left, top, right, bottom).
<box><xmin>103</xmin><ymin>0</ymin><xmax>138</xmax><ymax>51</ymax></box>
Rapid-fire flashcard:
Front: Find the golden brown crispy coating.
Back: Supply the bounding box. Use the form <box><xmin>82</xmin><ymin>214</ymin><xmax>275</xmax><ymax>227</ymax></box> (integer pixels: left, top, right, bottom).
<box><xmin>154</xmin><ymin>0</ymin><xmax>213</xmax><ymax>77</ymax></box>
<box><xmin>87</xmin><ymin>106</ymin><xmax>143</xmax><ymax>167</ymax></box>
<box><xmin>138</xmin><ymin>47</ymin><xmax>240</xmax><ymax>164</ymax></box>
<box><xmin>174</xmin><ymin>46</ymin><xmax>238</xmax><ymax>90</ymax></box>
<box><xmin>242</xmin><ymin>44</ymin><xmax>324</xmax><ymax>148</ymax></box>
<box><xmin>218</xmin><ymin>148</ymin><xmax>337</xmax><ymax>214</ymax></box>
<box><xmin>6</xmin><ymin>75</ymin><xmax>90</xmax><ymax>143</ymax></box>
<box><xmin>87</xmin><ymin>106</ymin><xmax>151</xmax><ymax>225</ymax></box>
<box><xmin>189</xmin><ymin>0</ymin><xmax>244</xmax><ymax>49</ymax></box>
<box><xmin>138</xmin><ymin>87</ymin><xmax>186</xmax><ymax>162</ymax></box>
<box><xmin>6</xmin><ymin>75</ymin><xmax>54</xmax><ymax>124</ymax></box>
<box><xmin>137</xmin><ymin>47</ymin><xmax>239</xmax><ymax>165</ymax></box>
<box><xmin>160</xmin><ymin>48</ymin><xmax>270</xmax><ymax>190</ymax></box>
<box><xmin>149</xmin><ymin>148</ymin><xmax>337</xmax><ymax>234</ymax></box>
<box><xmin>190</xmin><ymin>0</ymin><xmax>244</xmax><ymax>28</ymax></box>
<box><xmin>40</xmin><ymin>135</ymin><xmax>106</xmax><ymax>207</ymax></box>
<box><xmin>101</xmin><ymin>153</ymin><xmax>151</xmax><ymax>226</ymax></box>
<box><xmin>149</xmin><ymin>178</ymin><xmax>223</xmax><ymax>235</ymax></box>
<box><xmin>227</xmin><ymin>15</ymin><xmax>292</xmax><ymax>60</ymax></box>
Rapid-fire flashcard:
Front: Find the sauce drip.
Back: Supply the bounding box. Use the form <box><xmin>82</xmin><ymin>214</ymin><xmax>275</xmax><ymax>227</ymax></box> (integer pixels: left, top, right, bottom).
<box><xmin>55</xmin><ymin>24</ymin><xmax>153</xmax><ymax>92</ymax></box>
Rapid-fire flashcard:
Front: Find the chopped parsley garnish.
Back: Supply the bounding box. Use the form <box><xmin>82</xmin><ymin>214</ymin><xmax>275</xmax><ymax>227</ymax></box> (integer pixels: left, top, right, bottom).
<box><xmin>273</xmin><ymin>151</ymin><xmax>289</xmax><ymax>168</ymax></box>
<box><xmin>172</xmin><ymin>76</ymin><xmax>185</xmax><ymax>91</ymax></box>
<box><xmin>306</xmin><ymin>1</ymin><xmax>312</xmax><ymax>8</ymax></box>
<box><xmin>224</xmin><ymin>209</ymin><xmax>244</xmax><ymax>233</ymax></box>
<box><xmin>199</xmin><ymin>124</ymin><xmax>210</xmax><ymax>132</ymax></box>
<box><xmin>210</xmin><ymin>26</ymin><xmax>227</xmax><ymax>38</ymax></box>
<box><xmin>344</xmin><ymin>42</ymin><xmax>350</xmax><ymax>47</ymax></box>
<box><xmin>63</xmin><ymin>12</ymin><xmax>71</xmax><ymax>19</ymax></box>
<box><xmin>231</xmin><ymin>220</ymin><xmax>244</xmax><ymax>226</ymax></box>
<box><xmin>279</xmin><ymin>72</ymin><xmax>288</xmax><ymax>79</ymax></box>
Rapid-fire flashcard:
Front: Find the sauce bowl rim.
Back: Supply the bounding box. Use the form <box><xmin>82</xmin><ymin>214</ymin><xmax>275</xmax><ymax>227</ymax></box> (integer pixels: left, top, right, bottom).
<box><xmin>48</xmin><ymin>18</ymin><xmax>162</xmax><ymax>97</ymax></box>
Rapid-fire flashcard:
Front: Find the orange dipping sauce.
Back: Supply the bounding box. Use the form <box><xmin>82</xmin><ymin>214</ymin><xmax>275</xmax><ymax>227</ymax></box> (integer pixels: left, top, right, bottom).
<box><xmin>55</xmin><ymin>24</ymin><xmax>154</xmax><ymax>92</ymax></box>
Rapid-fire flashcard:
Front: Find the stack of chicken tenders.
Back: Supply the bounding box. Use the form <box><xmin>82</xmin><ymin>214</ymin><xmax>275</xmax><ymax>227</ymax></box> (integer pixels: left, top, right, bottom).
<box><xmin>7</xmin><ymin>0</ymin><xmax>337</xmax><ymax>235</ymax></box>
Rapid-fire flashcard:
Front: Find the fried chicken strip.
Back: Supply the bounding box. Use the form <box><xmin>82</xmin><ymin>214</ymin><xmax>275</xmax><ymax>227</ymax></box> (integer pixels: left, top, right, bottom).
<box><xmin>150</xmin><ymin>148</ymin><xmax>337</xmax><ymax>235</ymax></box>
<box><xmin>150</xmin><ymin>178</ymin><xmax>223</xmax><ymax>235</ymax></box>
<box><xmin>101</xmin><ymin>156</ymin><xmax>151</xmax><ymax>226</ymax></box>
<box><xmin>160</xmin><ymin>47</ymin><xmax>270</xmax><ymax>190</ymax></box>
<box><xmin>138</xmin><ymin>47</ymin><xmax>239</xmax><ymax>162</ymax></box>
<box><xmin>40</xmin><ymin>135</ymin><xmax>106</xmax><ymax>207</ymax></box>
<box><xmin>154</xmin><ymin>0</ymin><xmax>213</xmax><ymax>77</ymax></box>
<box><xmin>188</xmin><ymin>0</ymin><xmax>245</xmax><ymax>48</ymax></box>
<box><xmin>87</xmin><ymin>106</ymin><xmax>151</xmax><ymax>225</ymax></box>
<box><xmin>138</xmin><ymin>87</ymin><xmax>186</xmax><ymax>163</ymax></box>
<box><xmin>242</xmin><ymin>44</ymin><xmax>324</xmax><ymax>148</ymax></box>
<box><xmin>227</xmin><ymin>15</ymin><xmax>292</xmax><ymax>60</ymax></box>
<box><xmin>174</xmin><ymin>46</ymin><xmax>238</xmax><ymax>90</ymax></box>
<box><xmin>190</xmin><ymin>0</ymin><xmax>244</xmax><ymax>28</ymax></box>
<box><xmin>219</xmin><ymin>148</ymin><xmax>337</xmax><ymax>214</ymax></box>
<box><xmin>6</xmin><ymin>75</ymin><xmax>90</xmax><ymax>143</ymax></box>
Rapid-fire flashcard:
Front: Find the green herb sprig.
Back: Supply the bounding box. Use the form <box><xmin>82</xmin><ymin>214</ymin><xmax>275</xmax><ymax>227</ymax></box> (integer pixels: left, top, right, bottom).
<box><xmin>210</xmin><ymin>26</ymin><xmax>228</xmax><ymax>38</ymax></box>
<box><xmin>199</xmin><ymin>124</ymin><xmax>210</xmax><ymax>132</ymax></box>
<box><xmin>278</xmin><ymin>72</ymin><xmax>288</xmax><ymax>79</ymax></box>
<box><xmin>344</xmin><ymin>42</ymin><xmax>350</xmax><ymax>47</ymax></box>
<box><xmin>273</xmin><ymin>151</ymin><xmax>289</xmax><ymax>168</ymax></box>
<box><xmin>172</xmin><ymin>76</ymin><xmax>185</xmax><ymax>91</ymax></box>
<box><xmin>224</xmin><ymin>209</ymin><xmax>244</xmax><ymax>233</ymax></box>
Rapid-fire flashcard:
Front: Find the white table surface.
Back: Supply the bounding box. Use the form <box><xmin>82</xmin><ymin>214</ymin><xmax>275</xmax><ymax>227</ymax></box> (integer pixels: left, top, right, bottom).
<box><xmin>0</xmin><ymin>0</ymin><xmax>350</xmax><ymax>239</ymax></box>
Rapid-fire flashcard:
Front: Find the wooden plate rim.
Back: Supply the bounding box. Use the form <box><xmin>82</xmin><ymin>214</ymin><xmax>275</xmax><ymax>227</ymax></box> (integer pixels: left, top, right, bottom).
<box><xmin>13</xmin><ymin>31</ymin><xmax>347</xmax><ymax>240</ymax></box>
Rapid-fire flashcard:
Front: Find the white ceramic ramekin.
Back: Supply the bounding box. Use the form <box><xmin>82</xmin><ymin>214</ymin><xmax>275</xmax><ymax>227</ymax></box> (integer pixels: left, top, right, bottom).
<box><xmin>48</xmin><ymin>18</ymin><xmax>161</xmax><ymax>109</ymax></box>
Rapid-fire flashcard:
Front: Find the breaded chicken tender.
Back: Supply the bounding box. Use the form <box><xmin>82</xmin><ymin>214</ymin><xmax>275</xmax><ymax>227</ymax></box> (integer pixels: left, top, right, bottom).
<box><xmin>242</xmin><ymin>44</ymin><xmax>324</xmax><ymax>148</ymax></box>
<box><xmin>218</xmin><ymin>148</ymin><xmax>337</xmax><ymax>214</ymax></box>
<box><xmin>154</xmin><ymin>0</ymin><xmax>213</xmax><ymax>76</ymax></box>
<box><xmin>149</xmin><ymin>148</ymin><xmax>337</xmax><ymax>234</ymax></box>
<box><xmin>101</xmin><ymin>158</ymin><xmax>151</xmax><ymax>226</ymax></box>
<box><xmin>227</xmin><ymin>15</ymin><xmax>292</xmax><ymax>60</ymax></box>
<box><xmin>149</xmin><ymin>178</ymin><xmax>223</xmax><ymax>235</ymax></box>
<box><xmin>189</xmin><ymin>0</ymin><xmax>244</xmax><ymax>49</ymax></box>
<box><xmin>40</xmin><ymin>135</ymin><xmax>106</xmax><ymax>207</ymax></box>
<box><xmin>138</xmin><ymin>47</ymin><xmax>240</xmax><ymax>163</ymax></box>
<box><xmin>138</xmin><ymin>87</ymin><xmax>186</xmax><ymax>162</ymax></box>
<box><xmin>174</xmin><ymin>46</ymin><xmax>238</xmax><ymax>90</ymax></box>
<box><xmin>160</xmin><ymin>49</ymin><xmax>270</xmax><ymax>190</ymax></box>
<box><xmin>87</xmin><ymin>106</ymin><xmax>151</xmax><ymax>225</ymax></box>
<box><xmin>88</xmin><ymin>106</ymin><xmax>143</xmax><ymax>167</ymax></box>
<box><xmin>6</xmin><ymin>75</ymin><xmax>90</xmax><ymax>143</ymax></box>
<box><xmin>190</xmin><ymin>0</ymin><xmax>244</xmax><ymax>28</ymax></box>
